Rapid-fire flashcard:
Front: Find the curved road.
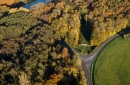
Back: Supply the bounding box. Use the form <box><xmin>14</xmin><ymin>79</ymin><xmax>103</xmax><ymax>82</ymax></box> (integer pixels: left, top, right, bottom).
<box><xmin>66</xmin><ymin>44</ymin><xmax>91</xmax><ymax>85</ymax></box>
<box><xmin>80</xmin><ymin>33</ymin><xmax>120</xmax><ymax>85</ymax></box>
<box><xmin>67</xmin><ymin>33</ymin><xmax>120</xmax><ymax>85</ymax></box>
<box><xmin>63</xmin><ymin>33</ymin><xmax>120</xmax><ymax>85</ymax></box>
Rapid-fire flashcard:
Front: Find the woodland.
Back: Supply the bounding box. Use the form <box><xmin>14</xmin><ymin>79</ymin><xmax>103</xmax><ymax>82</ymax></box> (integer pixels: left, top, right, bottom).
<box><xmin>0</xmin><ymin>0</ymin><xmax>130</xmax><ymax>85</ymax></box>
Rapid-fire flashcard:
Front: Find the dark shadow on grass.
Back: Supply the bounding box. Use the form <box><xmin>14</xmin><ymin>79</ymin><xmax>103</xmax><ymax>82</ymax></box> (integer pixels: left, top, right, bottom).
<box><xmin>91</xmin><ymin>46</ymin><xmax>96</xmax><ymax>51</ymax></box>
<box><xmin>80</xmin><ymin>17</ymin><xmax>92</xmax><ymax>43</ymax></box>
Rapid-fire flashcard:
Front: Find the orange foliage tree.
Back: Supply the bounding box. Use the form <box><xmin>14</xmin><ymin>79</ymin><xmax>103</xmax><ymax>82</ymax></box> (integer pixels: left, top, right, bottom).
<box><xmin>0</xmin><ymin>0</ymin><xmax>14</xmax><ymax>5</ymax></box>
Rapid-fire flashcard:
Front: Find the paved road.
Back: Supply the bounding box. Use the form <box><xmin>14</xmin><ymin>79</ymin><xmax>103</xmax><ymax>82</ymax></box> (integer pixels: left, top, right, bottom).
<box><xmin>80</xmin><ymin>33</ymin><xmax>120</xmax><ymax>85</ymax></box>
<box><xmin>80</xmin><ymin>29</ymin><xmax>130</xmax><ymax>85</ymax></box>
<box><xmin>68</xmin><ymin>33</ymin><xmax>120</xmax><ymax>85</ymax></box>
<box><xmin>67</xmin><ymin>45</ymin><xmax>90</xmax><ymax>85</ymax></box>
<box><xmin>81</xmin><ymin>33</ymin><xmax>119</xmax><ymax>65</ymax></box>
<box><xmin>62</xmin><ymin>28</ymin><xmax>130</xmax><ymax>85</ymax></box>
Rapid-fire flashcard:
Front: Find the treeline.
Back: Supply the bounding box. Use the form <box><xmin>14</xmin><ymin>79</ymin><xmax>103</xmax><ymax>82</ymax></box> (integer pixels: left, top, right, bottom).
<box><xmin>86</xmin><ymin>0</ymin><xmax>130</xmax><ymax>46</ymax></box>
<box><xmin>30</xmin><ymin>1</ymin><xmax>88</xmax><ymax>48</ymax></box>
<box><xmin>30</xmin><ymin>0</ymin><xmax>130</xmax><ymax>47</ymax></box>
<box><xmin>0</xmin><ymin>11</ymin><xmax>86</xmax><ymax>85</ymax></box>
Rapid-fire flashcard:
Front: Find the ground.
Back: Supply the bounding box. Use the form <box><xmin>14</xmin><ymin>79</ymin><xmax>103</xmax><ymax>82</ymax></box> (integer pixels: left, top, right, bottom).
<box><xmin>93</xmin><ymin>37</ymin><xmax>130</xmax><ymax>85</ymax></box>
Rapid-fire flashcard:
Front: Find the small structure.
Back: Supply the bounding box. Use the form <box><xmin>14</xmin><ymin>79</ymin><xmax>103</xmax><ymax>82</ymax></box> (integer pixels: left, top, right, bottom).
<box><xmin>79</xmin><ymin>44</ymin><xmax>91</xmax><ymax>46</ymax></box>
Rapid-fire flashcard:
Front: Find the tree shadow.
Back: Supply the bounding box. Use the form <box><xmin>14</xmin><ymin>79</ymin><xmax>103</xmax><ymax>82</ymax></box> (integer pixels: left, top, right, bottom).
<box><xmin>117</xmin><ymin>27</ymin><xmax>130</xmax><ymax>38</ymax></box>
<box><xmin>0</xmin><ymin>12</ymin><xmax>8</xmax><ymax>19</ymax></box>
<box><xmin>57</xmin><ymin>72</ymin><xmax>79</xmax><ymax>85</ymax></box>
<box><xmin>80</xmin><ymin>16</ymin><xmax>93</xmax><ymax>44</ymax></box>
<box><xmin>10</xmin><ymin>2</ymin><xmax>26</xmax><ymax>8</ymax></box>
<box><xmin>91</xmin><ymin>46</ymin><xmax>96</xmax><ymax>51</ymax></box>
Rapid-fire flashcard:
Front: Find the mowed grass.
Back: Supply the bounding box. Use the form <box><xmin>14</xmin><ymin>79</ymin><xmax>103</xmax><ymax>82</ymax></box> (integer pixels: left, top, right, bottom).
<box><xmin>93</xmin><ymin>37</ymin><xmax>130</xmax><ymax>85</ymax></box>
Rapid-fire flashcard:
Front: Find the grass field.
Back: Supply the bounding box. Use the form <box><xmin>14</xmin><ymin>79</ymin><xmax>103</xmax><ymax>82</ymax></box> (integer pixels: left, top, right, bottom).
<box><xmin>93</xmin><ymin>37</ymin><xmax>130</xmax><ymax>85</ymax></box>
<box><xmin>76</xmin><ymin>45</ymin><xmax>91</xmax><ymax>54</ymax></box>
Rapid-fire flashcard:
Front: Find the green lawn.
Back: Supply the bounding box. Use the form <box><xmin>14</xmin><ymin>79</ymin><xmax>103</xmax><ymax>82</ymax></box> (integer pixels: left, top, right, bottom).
<box><xmin>93</xmin><ymin>37</ymin><xmax>130</xmax><ymax>85</ymax></box>
<box><xmin>76</xmin><ymin>45</ymin><xmax>91</xmax><ymax>54</ymax></box>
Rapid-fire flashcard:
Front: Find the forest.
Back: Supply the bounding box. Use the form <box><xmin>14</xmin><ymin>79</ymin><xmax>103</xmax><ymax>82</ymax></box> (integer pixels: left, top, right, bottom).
<box><xmin>0</xmin><ymin>0</ymin><xmax>130</xmax><ymax>85</ymax></box>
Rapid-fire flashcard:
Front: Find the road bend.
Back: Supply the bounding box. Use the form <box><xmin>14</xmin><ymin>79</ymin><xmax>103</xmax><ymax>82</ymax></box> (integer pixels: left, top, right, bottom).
<box><xmin>81</xmin><ymin>33</ymin><xmax>120</xmax><ymax>85</ymax></box>
<box><xmin>61</xmin><ymin>29</ymin><xmax>130</xmax><ymax>85</ymax></box>
<box><xmin>70</xmin><ymin>33</ymin><xmax>121</xmax><ymax>85</ymax></box>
